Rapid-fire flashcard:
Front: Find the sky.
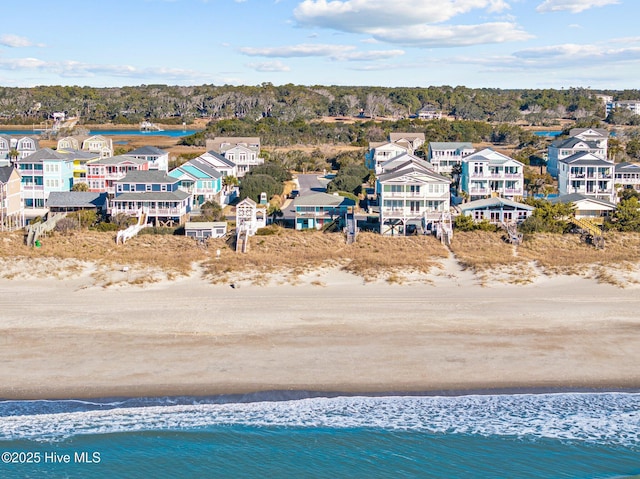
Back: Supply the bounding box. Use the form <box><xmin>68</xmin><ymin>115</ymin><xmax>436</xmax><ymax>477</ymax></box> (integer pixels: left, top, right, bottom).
<box><xmin>0</xmin><ymin>0</ymin><xmax>637</xmax><ymax>89</ymax></box>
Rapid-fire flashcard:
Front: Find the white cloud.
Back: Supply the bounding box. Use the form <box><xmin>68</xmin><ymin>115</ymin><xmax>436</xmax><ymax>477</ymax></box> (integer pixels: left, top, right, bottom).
<box><xmin>0</xmin><ymin>34</ymin><xmax>45</xmax><ymax>48</ymax></box>
<box><xmin>369</xmin><ymin>22</ymin><xmax>532</xmax><ymax>47</ymax></box>
<box><xmin>239</xmin><ymin>43</ymin><xmax>404</xmax><ymax>61</ymax></box>
<box><xmin>294</xmin><ymin>0</ymin><xmax>511</xmax><ymax>31</ymax></box>
<box><xmin>246</xmin><ymin>61</ymin><xmax>291</xmax><ymax>72</ymax></box>
<box><xmin>293</xmin><ymin>1</ymin><xmax>530</xmax><ymax>48</ymax></box>
<box><xmin>451</xmin><ymin>42</ymin><xmax>640</xmax><ymax>72</ymax></box>
<box><xmin>536</xmin><ymin>0</ymin><xmax>620</xmax><ymax>14</ymax></box>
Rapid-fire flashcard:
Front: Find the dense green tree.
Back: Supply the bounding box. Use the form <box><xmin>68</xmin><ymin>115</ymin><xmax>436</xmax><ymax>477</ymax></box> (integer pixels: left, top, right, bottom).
<box><xmin>238</xmin><ymin>174</ymin><xmax>281</xmax><ymax>202</ymax></box>
<box><xmin>609</xmin><ymin>196</ymin><xmax>640</xmax><ymax>231</ymax></box>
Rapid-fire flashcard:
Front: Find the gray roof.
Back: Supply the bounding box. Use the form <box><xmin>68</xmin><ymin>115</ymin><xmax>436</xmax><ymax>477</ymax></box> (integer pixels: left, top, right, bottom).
<box><xmin>460</xmin><ymin>197</ymin><xmax>534</xmax><ymax>212</ymax></box>
<box><xmin>119</xmin><ymin>170</ymin><xmax>178</xmax><ymax>183</ymax></box>
<box><xmin>182</xmin><ymin>158</ymin><xmax>223</xmax><ymax>179</ymax></box>
<box><xmin>17</xmin><ymin>148</ymin><xmax>69</xmax><ymax>163</ymax></box>
<box><xmin>549</xmin><ymin>193</ymin><xmax>616</xmax><ymax>209</ymax></box>
<box><xmin>47</xmin><ymin>192</ymin><xmax>108</xmax><ymax>209</ymax></box>
<box><xmin>389</xmin><ymin>132</ymin><xmax>425</xmax><ymax>142</ymax></box>
<box><xmin>550</xmin><ymin>137</ymin><xmax>599</xmax><ymax>149</ymax></box>
<box><xmin>204</xmin><ymin>150</ymin><xmax>236</xmax><ymax>167</ymax></box>
<box><xmin>559</xmin><ymin>151</ymin><xmax>612</xmax><ymax>166</ymax></box>
<box><xmin>292</xmin><ymin>192</ymin><xmax>355</xmax><ymax>208</ymax></box>
<box><xmin>112</xmin><ymin>191</ymin><xmax>191</xmax><ymax>202</ymax></box>
<box><xmin>0</xmin><ymin>165</ymin><xmax>17</xmax><ymax>183</ymax></box>
<box><xmin>378</xmin><ymin>165</ymin><xmax>451</xmax><ymax>183</ymax></box>
<box><xmin>127</xmin><ymin>146</ymin><xmax>167</xmax><ymax>156</ymax></box>
<box><xmin>615</xmin><ymin>162</ymin><xmax>640</xmax><ymax>173</ymax></box>
<box><xmin>93</xmin><ymin>155</ymin><xmax>147</xmax><ymax>166</ymax></box>
<box><xmin>429</xmin><ymin>142</ymin><xmax>474</xmax><ymax>150</ymax></box>
<box><xmin>569</xmin><ymin>128</ymin><xmax>608</xmax><ymax>138</ymax></box>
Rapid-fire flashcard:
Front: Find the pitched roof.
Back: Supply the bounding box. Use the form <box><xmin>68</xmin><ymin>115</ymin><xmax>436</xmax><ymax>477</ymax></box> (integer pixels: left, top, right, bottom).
<box><xmin>127</xmin><ymin>146</ymin><xmax>167</xmax><ymax>156</ymax></box>
<box><xmin>292</xmin><ymin>192</ymin><xmax>355</xmax><ymax>207</ymax></box>
<box><xmin>615</xmin><ymin>162</ymin><xmax>640</xmax><ymax>173</ymax></box>
<box><xmin>0</xmin><ymin>166</ymin><xmax>17</xmax><ymax>183</ymax></box>
<box><xmin>569</xmin><ymin>128</ymin><xmax>608</xmax><ymax>138</ymax></box>
<box><xmin>389</xmin><ymin>132</ymin><xmax>425</xmax><ymax>142</ymax></box>
<box><xmin>559</xmin><ymin>151</ymin><xmax>612</xmax><ymax>166</ymax></box>
<box><xmin>549</xmin><ymin>193</ymin><xmax>616</xmax><ymax>209</ymax></box>
<box><xmin>91</xmin><ymin>154</ymin><xmax>148</xmax><ymax>166</ymax></box>
<box><xmin>119</xmin><ymin>170</ymin><xmax>178</xmax><ymax>183</ymax></box>
<box><xmin>17</xmin><ymin>148</ymin><xmax>70</xmax><ymax>163</ymax></box>
<box><xmin>429</xmin><ymin>142</ymin><xmax>474</xmax><ymax>150</ymax></box>
<box><xmin>378</xmin><ymin>165</ymin><xmax>451</xmax><ymax>183</ymax></box>
<box><xmin>460</xmin><ymin>197</ymin><xmax>534</xmax><ymax>212</ymax></box>
<box><xmin>550</xmin><ymin>137</ymin><xmax>599</xmax><ymax>149</ymax></box>
<box><xmin>202</xmin><ymin>151</ymin><xmax>236</xmax><ymax>168</ymax></box>
<box><xmin>184</xmin><ymin>158</ymin><xmax>222</xmax><ymax>178</ymax></box>
<box><xmin>47</xmin><ymin>192</ymin><xmax>108</xmax><ymax>208</ymax></box>
<box><xmin>464</xmin><ymin>148</ymin><xmax>523</xmax><ymax>166</ymax></box>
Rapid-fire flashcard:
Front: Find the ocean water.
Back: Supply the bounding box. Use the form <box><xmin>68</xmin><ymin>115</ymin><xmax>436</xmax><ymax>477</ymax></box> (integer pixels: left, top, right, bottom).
<box><xmin>0</xmin><ymin>392</ymin><xmax>638</xmax><ymax>478</ymax></box>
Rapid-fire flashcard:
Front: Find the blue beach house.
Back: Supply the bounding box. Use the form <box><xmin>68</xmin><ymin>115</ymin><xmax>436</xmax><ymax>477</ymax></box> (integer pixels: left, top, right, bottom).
<box><xmin>111</xmin><ymin>170</ymin><xmax>192</xmax><ymax>227</ymax></box>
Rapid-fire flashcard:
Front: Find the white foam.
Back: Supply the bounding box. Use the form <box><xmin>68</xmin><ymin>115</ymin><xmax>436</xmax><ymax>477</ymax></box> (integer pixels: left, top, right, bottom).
<box><xmin>0</xmin><ymin>393</ymin><xmax>638</xmax><ymax>447</ymax></box>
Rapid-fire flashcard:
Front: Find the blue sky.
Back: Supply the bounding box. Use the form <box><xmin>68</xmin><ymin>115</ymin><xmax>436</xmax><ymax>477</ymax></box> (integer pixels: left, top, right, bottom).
<box><xmin>0</xmin><ymin>0</ymin><xmax>636</xmax><ymax>89</ymax></box>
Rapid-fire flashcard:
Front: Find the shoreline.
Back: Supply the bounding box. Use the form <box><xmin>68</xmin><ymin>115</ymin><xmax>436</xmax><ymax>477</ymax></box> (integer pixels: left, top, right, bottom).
<box><xmin>4</xmin><ymin>386</ymin><xmax>640</xmax><ymax>404</ymax></box>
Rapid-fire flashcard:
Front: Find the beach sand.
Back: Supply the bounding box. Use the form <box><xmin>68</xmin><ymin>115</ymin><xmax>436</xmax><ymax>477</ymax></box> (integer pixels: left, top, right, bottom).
<box><xmin>1</xmin><ymin>257</ymin><xmax>639</xmax><ymax>400</ymax></box>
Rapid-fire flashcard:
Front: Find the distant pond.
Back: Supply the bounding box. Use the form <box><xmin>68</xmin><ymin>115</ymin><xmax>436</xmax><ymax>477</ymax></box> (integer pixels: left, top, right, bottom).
<box><xmin>533</xmin><ymin>131</ymin><xmax>562</xmax><ymax>137</ymax></box>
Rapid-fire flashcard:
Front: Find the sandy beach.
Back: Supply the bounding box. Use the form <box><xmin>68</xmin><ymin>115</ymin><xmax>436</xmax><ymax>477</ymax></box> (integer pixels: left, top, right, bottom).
<box><xmin>1</xmin><ymin>256</ymin><xmax>639</xmax><ymax>400</ymax></box>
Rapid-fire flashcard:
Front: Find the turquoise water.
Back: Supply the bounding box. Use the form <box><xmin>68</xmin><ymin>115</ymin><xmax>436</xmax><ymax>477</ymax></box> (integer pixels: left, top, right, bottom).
<box><xmin>534</xmin><ymin>131</ymin><xmax>562</xmax><ymax>137</ymax></box>
<box><xmin>0</xmin><ymin>393</ymin><xmax>638</xmax><ymax>478</ymax></box>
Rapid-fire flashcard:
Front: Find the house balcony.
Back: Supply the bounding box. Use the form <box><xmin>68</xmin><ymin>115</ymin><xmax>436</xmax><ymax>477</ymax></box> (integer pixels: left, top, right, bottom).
<box><xmin>616</xmin><ymin>176</ymin><xmax>640</xmax><ymax>184</ymax></box>
<box><xmin>381</xmin><ymin>207</ymin><xmax>441</xmax><ymax>218</ymax></box>
<box><xmin>382</xmin><ymin>192</ymin><xmax>449</xmax><ymax>199</ymax></box>
<box><xmin>468</xmin><ymin>188</ymin><xmax>491</xmax><ymax>195</ymax></box>
<box><xmin>502</xmin><ymin>188</ymin><xmax>523</xmax><ymax>195</ymax></box>
<box><xmin>22</xmin><ymin>184</ymin><xmax>44</xmax><ymax>191</ymax></box>
<box><xmin>111</xmin><ymin>207</ymin><xmax>186</xmax><ymax>216</ymax></box>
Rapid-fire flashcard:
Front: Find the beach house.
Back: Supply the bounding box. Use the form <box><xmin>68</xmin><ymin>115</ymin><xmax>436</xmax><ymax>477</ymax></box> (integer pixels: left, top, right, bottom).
<box><xmin>416</xmin><ymin>105</ymin><xmax>442</xmax><ymax>120</ymax></box>
<box><xmin>461</xmin><ymin>148</ymin><xmax>524</xmax><ymax>201</ymax></box>
<box><xmin>196</xmin><ymin>151</ymin><xmax>238</xmax><ymax>178</ymax></box>
<box><xmin>388</xmin><ymin>133</ymin><xmax>425</xmax><ymax>153</ymax></box>
<box><xmin>235</xmin><ymin>197</ymin><xmax>266</xmax><ymax>235</ymax></box>
<box><xmin>459</xmin><ymin>197</ymin><xmax>534</xmax><ymax>225</ymax></box>
<box><xmin>427</xmin><ymin>142</ymin><xmax>475</xmax><ymax>175</ymax></box>
<box><xmin>365</xmin><ymin>141</ymin><xmax>409</xmax><ymax>172</ymax></box>
<box><xmin>86</xmin><ymin>155</ymin><xmax>149</xmax><ymax>195</ymax></box>
<box><xmin>110</xmin><ymin>170</ymin><xmax>192</xmax><ymax>226</ymax></box>
<box><xmin>549</xmin><ymin>193</ymin><xmax>616</xmax><ymax>221</ymax></box>
<box><xmin>16</xmin><ymin>148</ymin><xmax>75</xmax><ymax>214</ymax></box>
<box><xmin>0</xmin><ymin>135</ymin><xmax>39</xmax><ymax>162</ymax></box>
<box><xmin>377</xmin><ymin>158</ymin><xmax>451</xmax><ymax>236</ymax></box>
<box><xmin>614</xmin><ymin>162</ymin><xmax>640</xmax><ymax>198</ymax></box>
<box><xmin>0</xmin><ymin>165</ymin><xmax>24</xmax><ymax>231</ymax></box>
<box><xmin>547</xmin><ymin>129</ymin><xmax>608</xmax><ymax>178</ymax></box>
<box><xmin>47</xmin><ymin>191</ymin><xmax>108</xmax><ymax>215</ymax></box>
<box><xmin>557</xmin><ymin>151</ymin><xmax>615</xmax><ymax>203</ymax></box>
<box><xmin>56</xmin><ymin>148</ymin><xmax>101</xmax><ymax>187</ymax></box>
<box><xmin>127</xmin><ymin>146</ymin><xmax>169</xmax><ymax>172</ymax></box>
<box><xmin>292</xmin><ymin>192</ymin><xmax>355</xmax><ymax>231</ymax></box>
<box><xmin>57</xmin><ymin>136</ymin><xmax>82</xmax><ymax>151</ymax></box>
<box><xmin>82</xmin><ymin>135</ymin><xmax>113</xmax><ymax>159</ymax></box>
<box><xmin>169</xmin><ymin>158</ymin><xmax>223</xmax><ymax>206</ymax></box>
<box><xmin>206</xmin><ymin>137</ymin><xmax>263</xmax><ymax>177</ymax></box>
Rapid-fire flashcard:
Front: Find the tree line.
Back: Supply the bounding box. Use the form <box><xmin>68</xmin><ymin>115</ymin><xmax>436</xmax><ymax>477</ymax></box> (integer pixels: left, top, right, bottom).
<box><xmin>2</xmin><ymin>84</ymin><xmax>636</xmax><ymax>126</ymax></box>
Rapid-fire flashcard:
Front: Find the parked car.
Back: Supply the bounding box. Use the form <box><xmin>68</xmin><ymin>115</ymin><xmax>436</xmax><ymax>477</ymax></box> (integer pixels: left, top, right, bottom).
<box><xmin>289</xmin><ymin>190</ymin><xmax>300</xmax><ymax>199</ymax></box>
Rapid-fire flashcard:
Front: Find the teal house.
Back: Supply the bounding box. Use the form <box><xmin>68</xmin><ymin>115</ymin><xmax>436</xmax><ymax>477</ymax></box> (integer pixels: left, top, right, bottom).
<box><xmin>169</xmin><ymin>158</ymin><xmax>223</xmax><ymax>207</ymax></box>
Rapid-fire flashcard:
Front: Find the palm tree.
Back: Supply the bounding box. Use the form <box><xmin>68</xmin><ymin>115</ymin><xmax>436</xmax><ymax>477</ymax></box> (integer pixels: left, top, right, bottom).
<box><xmin>222</xmin><ymin>175</ymin><xmax>239</xmax><ymax>193</ymax></box>
<box><xmin>267</xmin><ymin>204</ymin><xmax>283</xmax><ymax>224</ymax></box>
<box><xmin>8</xmin><ymin>148</ymin><xmax>19</xmax><ymax>164</ymax></box>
